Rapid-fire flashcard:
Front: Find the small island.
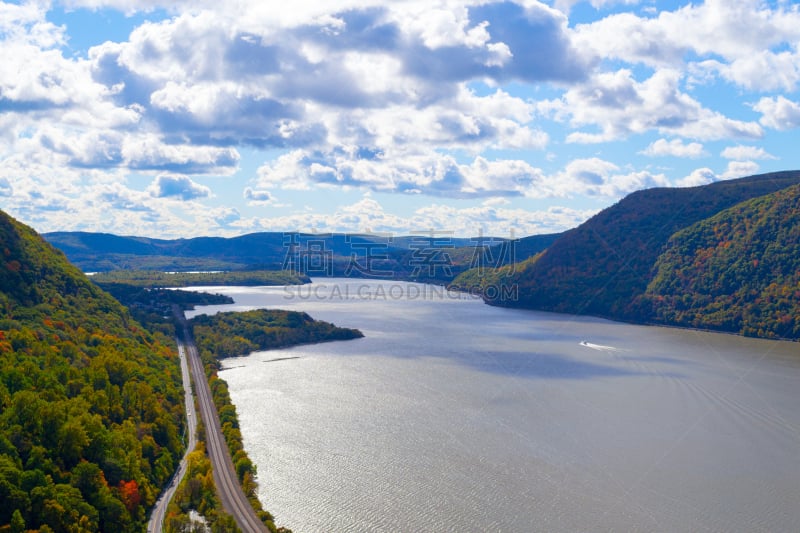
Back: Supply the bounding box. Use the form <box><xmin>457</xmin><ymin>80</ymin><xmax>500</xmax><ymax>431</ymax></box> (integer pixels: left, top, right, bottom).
<box><xmin>191</xmin><ymin>309</ymin><xmax>364</xmax><ymax>364</ymax></box>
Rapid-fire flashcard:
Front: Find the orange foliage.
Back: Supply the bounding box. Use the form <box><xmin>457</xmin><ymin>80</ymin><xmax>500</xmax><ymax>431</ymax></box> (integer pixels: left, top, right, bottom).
<box><xmin>119</xmin><ymin>479</ymin><xmax>141</xmax><ymax>512</ymax></box>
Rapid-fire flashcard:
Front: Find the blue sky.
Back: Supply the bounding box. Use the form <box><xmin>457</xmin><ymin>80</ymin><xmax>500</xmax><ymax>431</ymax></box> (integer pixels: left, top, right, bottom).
<box><xmin>1</xmin><ymin>0</ymin><xmax>799</xmax><ymax>238</ymax></box>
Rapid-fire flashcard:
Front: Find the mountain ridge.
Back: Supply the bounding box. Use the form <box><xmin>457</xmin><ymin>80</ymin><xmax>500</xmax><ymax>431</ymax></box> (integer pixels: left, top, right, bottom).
<box><xmin>488</xmin><ymin>170</ymin><xmax>800</xmax><ymax>318</ymax></box>
<box><xmin>45</xmin><ymin>230</ymin><xmax>560</xmax><ymax>283</ymax></box>
<box><xmin>458</xmin><ymin>170</ymin><xmax>800</xmax><ymax>340</ymax></box>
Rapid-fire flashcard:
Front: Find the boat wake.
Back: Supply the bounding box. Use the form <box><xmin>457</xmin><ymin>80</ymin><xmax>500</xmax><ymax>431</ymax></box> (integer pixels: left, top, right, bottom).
<box><xmin>579</xmin><ymin>341</ymin><xmax>620</xmax><ymax>352</ymax></box>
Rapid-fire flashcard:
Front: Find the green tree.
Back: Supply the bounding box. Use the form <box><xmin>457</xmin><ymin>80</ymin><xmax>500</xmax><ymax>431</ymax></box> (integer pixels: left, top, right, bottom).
<box><xmin>10</xmin><ymin>509</ymin><xmax>25</xmax><ymax>533</ymax></box>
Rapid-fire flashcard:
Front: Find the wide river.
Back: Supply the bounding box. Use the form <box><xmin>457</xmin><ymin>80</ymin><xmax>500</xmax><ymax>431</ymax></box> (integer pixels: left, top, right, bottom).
<box><xmin>186</xmin><ymin>279</ymin><xmax>800</xmax><ymax>532</ymax></box>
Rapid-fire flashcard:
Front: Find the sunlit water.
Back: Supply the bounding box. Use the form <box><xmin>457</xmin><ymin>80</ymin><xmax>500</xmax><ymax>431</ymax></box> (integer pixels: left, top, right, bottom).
<box><xmin>186</xmin><ymin>279</ymin><xmax>800</xmax><ymax>532</ymax></box>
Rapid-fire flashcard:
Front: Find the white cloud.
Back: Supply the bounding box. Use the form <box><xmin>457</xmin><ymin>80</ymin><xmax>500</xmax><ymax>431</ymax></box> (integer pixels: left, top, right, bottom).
<box><xmin>403</xmin><ymin>6</ymin><xmax>489</xmax><ymax>50</ymax></box>
<box><xmin>677</xmin><ymin>160</ymin><xmax>760</xmax><ymax>187</ymax></box>
<box><xmin>720</xmin><ymin>145</ymin><xmax>775</xmax><ymax>161</ymax></box>
<box><xmin>80</xmin><ymin>3</ymin><xmax>567</xmax><ymax>160</ymax></box>
<box><xmin>212</xmin><ymin>206</ymin><xmax>241</xmax><ymax>226</ymax></box>
<box><xmin>25</xmin><ymin>125</ymin><xmax>240</xmax><ymax>174</ymax></box>
<box><xmin>753</xmin><ymin>95</ymin><xmax>800</xmax><ymax>131</ymax></box>
<box><xmin>641</xmin><ymin>138</ymin><xmax>706</xmax><ymax>158</ymax></box>
<box><xmin>243</xmin><ymin>187</ymin><xmax>276</xmax><ymax>205</ymax></box>
<box><xmin>541</xmin><ymin>69</ymin><xmax>762</xmax><ymax>143</ymax></box>
<box><xmin>574</xmin><ymin>0</ymin><xmax>800</xmax><ymax>91</ymax></box>
<box><xmin>147</xmin><ymin>174</ymin><xmax>212</xmax><ymax>200</ymax></box>
<box><xmin>0</xmin><ymin>1</ymin><xmax>66</xmax><ymax>48</ymax></box>
<box><xmin>406</xmin><ymin>202</ymin><xmax>595</xmax><ymax>236</ymax></box>
<box><xmin>0</xmin><ymin>6</ymin><xmax>141</xmax><ymax>136</ymax></box>
<box><xmin>721</xmin><ymin>160</ymin><xmax>760</xmax><ymax>181</ymax></box>
<box><xmin>255</xmin><ymin>150</ymin><xmax>671</xmax><ymax>201</ymax></box>
<box><xmin>96</xmin><ymin>182</ymin><xmax>153</xmax><ymax>212</ymax></box>
<box><xmin>233</xmin><ymin>194</ymin><xmax>596</xmax><ymax>237</ymax></box>
<box><xmin>678</xmin><ymin>167</ymin><xmax>717</xmax><ymax>187</ymax></box>
<box><xmin>556</xmin><ymin>158</ymin><xmax>670</xmax><ymax>197</ymax></box>
<box><xmin>315</xmin><ymin>86</ymin><xmax>547</xmax><ymax>157</ymax></box>
<box><xmin>701</xmin><ymin>49</ymin><xmax>800</xmax><ymax>93</ymax></box>
<box><xmin>255</xmin><ymin>147</ymin><xmax>548</xmax><ymax>198</ymax></box>
<box><xmin>121</xmin><ymin>135</ymin><xmax>240</xmax><ymax>174</ymax></box>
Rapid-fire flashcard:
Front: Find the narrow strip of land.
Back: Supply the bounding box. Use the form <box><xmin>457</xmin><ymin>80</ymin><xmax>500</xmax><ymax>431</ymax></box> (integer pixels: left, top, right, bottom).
<box><xmin>147</xmin><ymin>341</ymin><xmax>198</xmax><ymax>532</ymax></box>
<box><xmin>177</xmin><ymin>310</ymin><xmax>268</xmax><ymax>533</ymax></box>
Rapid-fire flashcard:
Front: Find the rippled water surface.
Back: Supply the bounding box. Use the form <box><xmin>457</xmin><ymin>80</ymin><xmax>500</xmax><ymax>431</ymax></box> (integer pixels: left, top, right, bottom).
<box><xmin>187</xmin><ymin>280</ymin><xmax>800</xmax><ymax>532</ymax></box>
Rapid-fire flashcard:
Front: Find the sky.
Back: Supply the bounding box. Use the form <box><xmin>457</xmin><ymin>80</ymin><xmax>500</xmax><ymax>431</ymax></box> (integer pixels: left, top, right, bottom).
<box><xmin>1</xmin><ymin>0</ymin><xmax>799</xmax><ymax>239</ymax></box>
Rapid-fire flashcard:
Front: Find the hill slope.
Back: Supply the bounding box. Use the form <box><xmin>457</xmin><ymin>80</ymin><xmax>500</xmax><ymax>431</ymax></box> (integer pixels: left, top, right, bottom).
<box><xmin>493</xmin><ymin>171</ymin><xmax>800</xmax><ymax>320</ymax></box>
<box><xmin>640</xmin><ymin>182</ymin><xmax>800</xmax><ymax>339</ymax></box>
<box><xmin>0</xmin><ymin>211</ymin><xmax>185</xmax><ymax>531</ymax></box>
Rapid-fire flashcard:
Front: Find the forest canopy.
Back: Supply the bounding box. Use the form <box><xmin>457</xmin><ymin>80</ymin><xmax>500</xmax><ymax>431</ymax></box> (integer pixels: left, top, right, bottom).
<box><xmin>0</xmin><ymin>210</ymin><xmax>186</xmax><ymax>531</ymax></box>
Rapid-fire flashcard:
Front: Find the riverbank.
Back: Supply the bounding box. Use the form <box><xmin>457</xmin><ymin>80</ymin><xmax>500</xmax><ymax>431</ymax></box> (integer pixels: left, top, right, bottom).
<box><xmin>168</xmin><ymin>307</ymin><xmax>363</xmax><ymax>531</ymax></box>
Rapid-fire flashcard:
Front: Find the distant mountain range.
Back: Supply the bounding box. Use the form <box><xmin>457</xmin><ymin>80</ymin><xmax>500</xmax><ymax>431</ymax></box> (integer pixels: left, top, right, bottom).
<box><xmin>455</xmin><ymin>170</ymin><xmax>800</xmax><ymax>340</ymax></box>
<box><xmin>44</xmin><ymin>230</ymin><xmax>560</xmax><ymax>284</ymax></box>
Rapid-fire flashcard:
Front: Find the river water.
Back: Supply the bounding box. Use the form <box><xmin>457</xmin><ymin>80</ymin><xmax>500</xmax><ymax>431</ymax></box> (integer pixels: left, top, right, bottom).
<box><xmin>186</xmin><ymin>279</ymin><xmax>800</xmax><ymax>532</ymax></box>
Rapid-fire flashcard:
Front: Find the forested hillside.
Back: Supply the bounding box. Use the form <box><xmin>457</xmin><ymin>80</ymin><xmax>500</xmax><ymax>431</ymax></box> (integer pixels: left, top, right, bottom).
<box><xmin>451</xmin><ymin>171</ymin><xmax>800</xmax><ymax>340</ymax></box>
<box><xmin>498</xmin><ymin>171</ymin><xmax>800</xmax><ymax>318</ymax></box>
<box><xmin>0</xmin><ymin>211</ymin><xmax>185</xmax><ymax>531</ymax></box>
<box><xmin>640</xmin><ymin>183</ymin><xmax>800</xmax><ymax>339</ymax></box>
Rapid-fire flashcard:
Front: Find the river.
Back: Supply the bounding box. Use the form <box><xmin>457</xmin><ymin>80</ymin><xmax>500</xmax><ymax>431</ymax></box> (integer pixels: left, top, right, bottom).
<box><xmin>186</xmin><ymin>279</ymin><xmax>800</xmax><ymax>532</ymax></box>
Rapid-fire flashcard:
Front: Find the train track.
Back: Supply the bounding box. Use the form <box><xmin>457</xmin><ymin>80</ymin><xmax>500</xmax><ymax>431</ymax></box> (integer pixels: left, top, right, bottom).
<box><xmin>150</xmin><ymin>308</ymin><xmax>267</xmax><ymax>532</ymax></box>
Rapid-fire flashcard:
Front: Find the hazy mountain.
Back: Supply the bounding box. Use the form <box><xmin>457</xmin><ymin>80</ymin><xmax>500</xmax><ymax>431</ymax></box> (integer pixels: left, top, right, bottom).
<box><xmin>45</xmin><ymin>230</ymin><xmax>560</xmax><ymax>283</ymax></box>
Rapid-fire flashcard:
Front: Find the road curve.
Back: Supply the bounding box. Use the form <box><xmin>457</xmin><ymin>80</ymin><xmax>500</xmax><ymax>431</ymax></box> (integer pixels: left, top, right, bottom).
<box><xmin>178</xmin><ymin>312</ymin><xmax>268</xmax><ymax>533</ymax></box>
<box><xmin>147</xmin><ymin>341</ymin><xmax>198</xmax><ymax>532</ymax></box>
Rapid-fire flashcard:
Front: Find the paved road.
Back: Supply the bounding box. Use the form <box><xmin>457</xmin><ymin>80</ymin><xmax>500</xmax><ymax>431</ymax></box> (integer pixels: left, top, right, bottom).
<box><xmin>178</xmin><ymin>314</ymin><xmax>268</xmax><ymax>533</ymax></box>
<box><xmin>147</xmin><ymin>339</ymin><xmax>198</xmax><ymax>532</ymax></box>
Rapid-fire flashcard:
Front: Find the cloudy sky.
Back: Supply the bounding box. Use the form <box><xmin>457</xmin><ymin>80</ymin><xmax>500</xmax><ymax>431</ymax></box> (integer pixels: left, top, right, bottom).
<box><xmin>1</xmin><ymin>0</ymin><xmax>799</xmax><ymax>238</ymax></box>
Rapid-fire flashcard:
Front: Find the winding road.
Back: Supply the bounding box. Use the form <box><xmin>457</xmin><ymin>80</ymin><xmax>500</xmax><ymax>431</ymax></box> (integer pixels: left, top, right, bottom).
<box><xmin>148</xmin><ymin>309</ymin><xmax>267</xmax><ymax>532</ymax></box>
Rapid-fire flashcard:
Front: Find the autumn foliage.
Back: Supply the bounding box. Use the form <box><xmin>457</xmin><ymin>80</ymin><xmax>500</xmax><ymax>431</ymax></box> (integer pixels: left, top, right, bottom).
<box><xmin>0</xmin><ymin>211</ymin><xmax>185</xmax><ymax>531</ymax></box>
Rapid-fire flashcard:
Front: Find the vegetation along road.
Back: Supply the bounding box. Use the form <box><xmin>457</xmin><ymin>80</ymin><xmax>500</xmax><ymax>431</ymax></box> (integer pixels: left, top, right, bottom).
<box><xmin>177</xmin><ymin>310</ymin><xmax>268</xmax><ymax>532</ymax></box>
<box><xmin>147</xmin><ymin>340</ymin><xmax>198</xmax><ymax>532</ymax></box>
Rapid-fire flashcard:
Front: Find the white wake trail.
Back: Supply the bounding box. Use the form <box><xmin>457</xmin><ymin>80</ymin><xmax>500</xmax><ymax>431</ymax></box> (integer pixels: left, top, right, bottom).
<box><xmin>579</xmin><ymin>341</ymin><xmax>620</xmax><ymax>352</ymax></box>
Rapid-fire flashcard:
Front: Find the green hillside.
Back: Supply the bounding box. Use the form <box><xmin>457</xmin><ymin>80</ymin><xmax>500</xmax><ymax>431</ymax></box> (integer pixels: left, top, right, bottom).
<box><xmin>490</xmin><ymin>171</ymin><xmax>800</xmax><ymax>321</ymax></box>
<box><xmin>640</xmin><ymin>183</ymin><xmax>800</xmax><ymax>339</ymax></box>
<box><xmin>0</xmin><ymin>211</ymin><xmax>185</xmax><ymax>531</ymax></box>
